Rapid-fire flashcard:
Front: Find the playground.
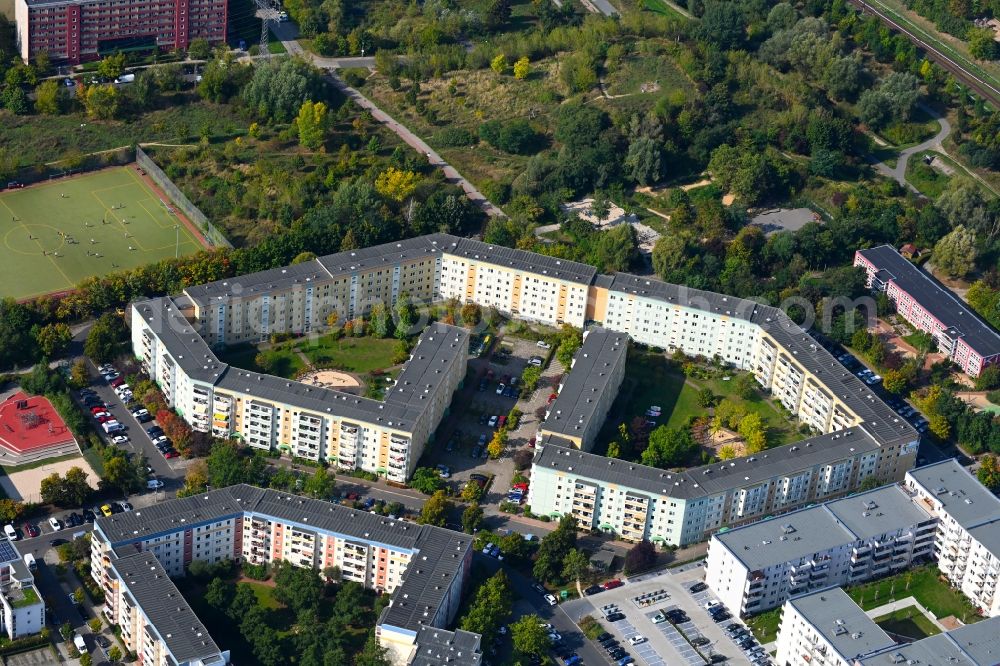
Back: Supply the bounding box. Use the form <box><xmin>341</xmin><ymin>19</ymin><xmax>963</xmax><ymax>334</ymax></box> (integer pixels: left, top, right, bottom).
<box><xmin>0</xmin><ymin>166</ymin><xmax>207</xmax><ymax>299</ymax></box>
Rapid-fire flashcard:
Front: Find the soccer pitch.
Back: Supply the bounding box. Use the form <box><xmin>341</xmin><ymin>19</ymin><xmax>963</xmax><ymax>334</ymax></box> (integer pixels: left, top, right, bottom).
<box><xmin>0</xmin><ymin>167</ymin><xmax>207</xmax><ymax>300</ymax></box>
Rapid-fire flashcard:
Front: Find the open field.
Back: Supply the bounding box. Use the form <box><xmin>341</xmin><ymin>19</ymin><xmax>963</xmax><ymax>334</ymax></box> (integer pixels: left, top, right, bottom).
<box><xmin>218</xmin><ymin>333</ymin><xmax>403</xmax><ymax>380</ymax></box>
<box><xmin>905</xmin><ymin>151</ymin><xmax>952</xmax><ymax>198</ymax></box>
<box><xmin>847</xmin><ymin>566</ymin><xmax>981</xmax><ymax>623</ymax></box>
<box><xmin>875</xmin><ymin>608</ymin><xmax>941</xmax><ymax>640</ymax></box>
<box><xmin>0</xmin><ymin>167</ymin><xmax>205</xmax><ymax>299</ymax></box>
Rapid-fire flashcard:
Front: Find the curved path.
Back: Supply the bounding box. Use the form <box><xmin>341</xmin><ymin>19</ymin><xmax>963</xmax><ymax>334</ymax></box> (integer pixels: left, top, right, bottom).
<box><xmin>872</xmin><ymin>107</ymin><xmax>951</xmax><ymax>190</ymax></box>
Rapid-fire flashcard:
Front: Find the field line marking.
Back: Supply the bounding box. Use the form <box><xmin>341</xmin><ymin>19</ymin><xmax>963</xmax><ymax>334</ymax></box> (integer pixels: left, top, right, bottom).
<box><xmin>0</xmin><ymin>198</ymin><xmax>74</xmax><ymax>291</ymax></box>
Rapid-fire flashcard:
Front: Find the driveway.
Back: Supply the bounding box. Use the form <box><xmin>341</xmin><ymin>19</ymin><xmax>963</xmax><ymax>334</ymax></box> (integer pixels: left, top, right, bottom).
<box><xmin>872</xmin><ymin>106</ymin><xmax>951</xmax><ymax>191</ymax></box>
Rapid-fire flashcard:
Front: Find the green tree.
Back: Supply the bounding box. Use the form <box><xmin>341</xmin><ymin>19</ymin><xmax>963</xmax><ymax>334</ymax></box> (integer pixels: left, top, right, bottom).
<box><xmin>969</xmin><ymin>28</ymin><xmax>1000</xmax><ymax>60</ymax></box>
<box><xmin>460</xmin><ymin>570</ymin><xmax>513</xmax><ymax>642</ymax></box>
<box><xmin>933</xmin><ymin>225</ymin><xmax>977</xmax><ymax>277</ymax></box>
<box><xmin>83</xmin><ymin>84</ymin><xmax>120</xmax><ymax>119</ymax></box>
<box><xmin>734</xmin><ymin>373</ymin><xmax>757</xmax><ymax>399</ymax></box>
<box><xmin>418</xmin><ymin>490</ymin><xmax>451</xmax><ymax>526</ymax></box>
<box><xmin>84</xmin><ymin>312</ymin><xmax>126</xmax><ymax>363</ymax></box>
<box><xmin>462</xmin><ymin>502</ymin><xmax>484</xmax><ymax>533</ymax></box>
<box><xmin>513</xmin><ymin>56</ymin><xmax>531</xmax><ymax>79</ymax></box>
<box><xmin>272</xmin><ymin>560</ymin><xmax>324</xmax><ymax>614</ymax></box>
<box><xmin>296</xmin><ymin>100</ymin><xmax>329</xmax><ymax>150</ymax></box>
<box><xmin>533</xmin><ymin>515</ymin><xmax>577</xmax><ymax>583</ymax></box>
<box><xmin>859</xmin><ymin>476</ymin><xmax>881</xmax><ymax>492</ymax></box>
<box><xmin>79</xmin><ymin>655</ymin><xmax>92</xmax><ymax>666</ymax></box>
<box><xmin>410</xmin><ymin>467</ymin><xmax>444</xmax><ymax>494</ymax></box>
<box><xmin>205</xmin><ymin>577</ymin><xmax>235</xmax><ymax>611</ymax></box>
<box><xmin>510</xmin><ymin>613</ymin><xmax>552</xmax><ymax>657</ymax></box>
<box><xmin>40</xmin><ymin>467</ymin><xmax>91</xmax><ymax>507</ymax></box>
<box><xmin>303</xmin><ymin>466</ymin><xmax>335</xmax><ymax>498</ymax></box>
<box><xmin>562</xmin><ymin>548</ymin><xmax>592</xmax><ymax>595</ymax></box>
<box><xmin>35</xmin><ymin>322</ymin><xmax>71</xmax><ymax>357</ymax></box>
<box><xmin>243</xmin><ymin>57</ymin><xmax>324</xmax><ymax>122</ymax></box>
<box><xmin>641</xmin><ymin>426</ymin><xmax>698</xmax><ymax>468</ymax></box>
<box><xmin>107</xmin><ymin>647</ymin><xmax>122</xmax><ymax>663</ymax></box>
<box><xmin>977</xmin><ymin>455</ymin><xmax>1000</xmax><ymax>492</ymax></box>
<box><xmin>187</xmin><ymin>38</ymin><xmax>212</xmax><ymax>60</ymax></box>
<box><xmin>356</xmin><ymin>632</ymin><xmax>392</xmax><ymax>666</ymax></box>
<box><xmin>97</xmin><ymin>52</ymin><xmax>126</xmax><ymax>80</ymax></box>
<box><xmin>697</xmin><ymin>387</ymin><xmax>715</xmax><ymax>408</ymax></box>
<box><xmin>461</xmin><ymin>481</ymin><xmax>484</xmax><ymax>503</ymax></box>
<box><xmin>624</xmin><ymin>135</ymin><xmax>666</xmax><ymax>186</ymax></box>
<box><xmin>3</xmin><ymin>86</ymin><xmax>28</xmax><ymax>114</ymax></box>
<box><xmin>491</xmin><ymin>54</ymin><xmax>508</xmax><ymax>74</ymax></box>
<box><xmin>34</xmin><ymin>79</ymin><xmax>62</xmax><ymax>114</ymax></box>
<box><xmin>102</xmin><ymin>453</ymin><xmax>142</xmax><ymax>495</ymax></box>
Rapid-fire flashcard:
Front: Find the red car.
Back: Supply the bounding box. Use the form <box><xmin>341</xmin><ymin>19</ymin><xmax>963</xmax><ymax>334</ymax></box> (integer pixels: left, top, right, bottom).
<box><xmin>529</xmin><ymin>436</ymin><xmax>537</xmax><ymax>448</ymax></box>
<box><xmin>602</xmin><ymin>579</ymin><xmax>623</xmax><ymax>590</ymax></box>
<box><xmin>163</xmin><ymin>450</ymin><xmax>179</xmax><ymax>458</ymax></box>
<box><xmin>23</xmin><ymin>524</ymin><xmax>39</xmax><ymax>538</ymax></box>
<box><xmin>110</xmin><ymin>377</ymin><xmax>125</xmax><ymax>388</ymax></box>
<box><xmin>96</xmin><ymin>415</ymin><xmax>113</xmax><ymax>423</ymax></box>
<box><xmin>512</xmin><ymin>482</ymin><xmax>529</xmax><ymax>492</ymax></box>
<box><xmin>91</xmin><ymin>406</ymin><xmax>107</xmax><ymax>414</ymax></box>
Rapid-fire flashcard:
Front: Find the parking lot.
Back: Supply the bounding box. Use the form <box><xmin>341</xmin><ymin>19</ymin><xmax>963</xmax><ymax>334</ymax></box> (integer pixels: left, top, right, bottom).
<box><xmin>563</xmin><ymin>566</ymin><xmax>754</xmax><ymax>666</ymax></box>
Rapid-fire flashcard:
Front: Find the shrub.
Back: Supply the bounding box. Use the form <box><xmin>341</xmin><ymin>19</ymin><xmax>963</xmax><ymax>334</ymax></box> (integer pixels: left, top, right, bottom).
<box><xmin>433</xmin><ymin>127</ymin><xmax>477</xmax><ymax>147</ymax></box>
<box><xmin>478</xmin><ymin>119</ymin><xmax>543</xmax><ymax>155</ymax></box>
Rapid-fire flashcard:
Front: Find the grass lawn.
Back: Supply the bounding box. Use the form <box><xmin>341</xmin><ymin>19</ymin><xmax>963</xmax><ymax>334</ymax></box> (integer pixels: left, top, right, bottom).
<box><xmin>875</xmin><ymin>608</ymin><xmax>941</xmax><ymax>640</ymax></box>
<box><xmin>217</xmin><ymin>343</ymin><xmax>307</xmax><ymax>380</ymax></box>
<box><xmin>602</xmin><ymin>43</ymin><xmax>696</xmax><ymax>97</ymax></box>
<box><xmin>0</xmin><ymin>166</ymin><xmax>204</xmax><ymax>299</ymax></box>
<box><xmin>746</xmin><ymin>608</ymin><xmax>782</xmax><ymax>643</ymax></box>
<box><xmin>906</xmin><ymin>152</ymin><xmax>951</xmax><ymax>198</ymax></box>
<box><xmin>847</xmin><ymin>566</ymin><xmax>981</xmax><ymax>623</ymax></box>
<box><xmin>624</xmin><ymin>352</ymin><xmax>799</xmax><ymax>446</ymax></box>
<box><xmin>299</xmin><ymin>335</ymin><xmax>402</xmax><ymax>374</ymax></box>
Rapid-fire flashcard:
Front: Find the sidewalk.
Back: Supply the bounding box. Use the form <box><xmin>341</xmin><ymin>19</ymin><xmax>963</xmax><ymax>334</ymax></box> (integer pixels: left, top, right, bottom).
<box><xmin>864</xmin><ymin>595</ymin><xmax>950</xmax><ymax>631</ymax></box>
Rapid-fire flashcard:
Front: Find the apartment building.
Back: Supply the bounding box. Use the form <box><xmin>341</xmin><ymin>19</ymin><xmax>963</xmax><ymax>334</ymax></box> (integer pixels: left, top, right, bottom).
<box><xmin>14</xmin><ymin>0</ymin><xmax>226</xmax><ymax>64</ymax></box>
<box><xmin>0</xmin><ymin>542</ymin><xmax>44</xmax><ymax>641</ymax></box>
<box><xmin>102</xmin><ymin>551</ymin><xmax>227</xmax><ymax>666</ymax></box>
<box><xmin>775</xmin><ymin>587</ymin><xmax>1000</xmax><ymax>666</ymax></box>
<box><xmin>905</xmin><ymin>459</ymin><xmax>1000</xmax><ymax>617</ymax></box>
<box><xmin>854</xmin><ymin>245</ymin><xmax>1000</xmax><ymax>377</ymax></box>
<box><xmin>133</xmin><ymin>298</ymin><xmax>467</xmax><ymax>483</ymax></box>
<box><xmin>537</xmin><ymin>327</ymin><xmax>628</xmax><ymax>451</ymax></box>
<box><xmin>705</xmin><ymin>485</ymin><xmax>937</xmax><ymax>616</ymax></box>
<box><xmin>91</xmin><ymin>485</ymin><xmax>476</xmax><ymax>665</ymax></box>
<box><xmin>528</xmin><ymin>424</ymin><xmax>914</xmax><ymax>548</ymax></box>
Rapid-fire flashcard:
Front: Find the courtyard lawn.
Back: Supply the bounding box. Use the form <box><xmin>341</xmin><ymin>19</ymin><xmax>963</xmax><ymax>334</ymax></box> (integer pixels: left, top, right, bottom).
<box><xmin>875</xmin><ymin>608</ymin><xmax>941</xmax><ymax>640</ymax></box>
<box><xmin>746</xmin><ymin>608</ymin><xmax>782</xmax><ymax>643</ymax></box>
<box><xmin>299</xmin><ymin>334</ymin><xmax>402</xmax><ymax>374</ymax></box>
<box><xmin>217</xmin><ymin>343</ymin><xmax>307</xmax><ymax>380</ymax></box>
<box><xmin>0</xmin><ymin>166</ymin><xmax>206</xmax><ymax>299</ymax></box>
<box><xmin>847</xmin><ymin>566</ymin><xmax>981</xmax><ymax>623</ymax></box>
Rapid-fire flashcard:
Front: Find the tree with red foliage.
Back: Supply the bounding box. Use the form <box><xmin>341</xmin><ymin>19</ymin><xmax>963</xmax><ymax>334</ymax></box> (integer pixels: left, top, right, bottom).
<box><xmin>624</xmin><ymin>539</ymin><xmax>657</xmax><ymax>575</ymax></box>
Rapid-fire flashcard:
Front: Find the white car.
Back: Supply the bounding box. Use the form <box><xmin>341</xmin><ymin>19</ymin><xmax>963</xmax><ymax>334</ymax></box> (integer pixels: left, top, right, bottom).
<box><xmin>111</xmin><ymin>435</ymin><xmax>128</xmax><ymax>445</ymax></box>
<box><xmin>536</xmin><ymin>340</ymin><xmax>551</xmax><ymax>349</ymax></box>
<box><xmin>147</xmin><ymin>479</ymin><xmax>165</xmax><ymax>490</ymax></box>
<box><xmin>548</xmin><ymin>632</ymin><xmax>562</xmax><ymax>642</ymax></box>
<box><xmin>3</xmin><ymin>524</ymin><xmax>17</xmax><ymax>540</ymax></box>
<box><xmin>496</xmin><ymin>383</ymin><xmax>506</xmax><ymax>395</ymax></box>
<box><xmin>629</xmin><ymin>635</ymin><xmax>647</xmax><ymax>646</ymax></box>
<box><xmin>704</xmin><ymin>600</ymin><xmax>721</xmax><ymax>610</ymax></box>
<box><xmin>152</xmin><ymin>435</ymin><xmax>169</xmax><ymax>445</ymax></box>
<box><xmin>544</xmin><ymin>593</ymin><xmax>557</xmax><ymax>606</ymax></box>
<box><xmin>48</xmin><ymin>517</ymin><xmax>63</xmax><ymax>531</ymax></box>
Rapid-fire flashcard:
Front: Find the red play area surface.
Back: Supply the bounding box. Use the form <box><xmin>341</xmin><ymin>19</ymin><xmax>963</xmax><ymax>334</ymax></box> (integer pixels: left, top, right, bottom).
<box><xmin>0</xmin><ymin>391</ymin><xmax>76</xmax><ymax>454</ymax></box>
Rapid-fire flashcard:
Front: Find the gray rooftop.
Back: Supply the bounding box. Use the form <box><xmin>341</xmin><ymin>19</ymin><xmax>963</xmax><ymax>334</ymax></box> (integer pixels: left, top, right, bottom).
<box><xmin>133</xmin><ymin>298</ymin><xmax>228</xmax><ymax>383</ymax></box>
<box><xmin>408</xmin><ymin>627</ymin><xmax>483</xmax><ymax>666</ymax></box>
<box><xmin>858</xmin><ymin>245</ymin><xmax>1000</xmax><ymax>358</ymax></box>
<box><xmin>541</xmin><ymin>327</ymin><xmax>627</xmax><ymax>442</ymax></box>
<box><xmin>787</xmin><ymin>588</ymin><xmax>895</xmax><ymax>661</ymax></box>
<box><xmin>96</xmin><ymin>485</ymin><xmax>472</xmax><ymax>637</ymax></box>
<box><xmin>906</xmin><ymin>459</ymin><xmax>1000</xmax><ymax>529</ymax></box>
<box><xmin>384</xmin><ymin>323</ymin><xmax>469</xmax><ymax>411</ymax></box>
<box><xmin>318</xmin><ymin>233</ymin><xmax>455</xmax><ymax>277</ymax></box>
<box><xmin>450</xmin><ymin>237</ymin><xmax>597</xmax><ymax>285</ymax></box>
<box><xmin>110</xmin><ymin>551</ymin><xmax>224</xmax><ymax>663</ymax></box>
<box><xmin>607</xmin><ymin>273</ymin><xmax>761</xmax><ymax>322</ymax></box>
<box><xmin>185</xmin><ymin>259</ymin><xmax>332</xmax><ymax>307</ymax></box>
<box><xmin>857</xmin><ymin>617</ymin><xmax>1000</xmax><ymax>666</ymax></box>
<box><xmin>534</xmin><ymin>427</ymin><xmax>883</xmax><ymax>502</ymax></box>
<box><xmin>714</xmin><ymin>485</ymin><xmax>933</xmax><ymax>571</ymax></box>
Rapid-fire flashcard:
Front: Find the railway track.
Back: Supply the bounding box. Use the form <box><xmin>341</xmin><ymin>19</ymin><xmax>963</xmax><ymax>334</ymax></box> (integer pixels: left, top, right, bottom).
<box><xmin>849</xmin><ymin>0</ymin><xmax>1000</xmax><ymax>107</ymax></box>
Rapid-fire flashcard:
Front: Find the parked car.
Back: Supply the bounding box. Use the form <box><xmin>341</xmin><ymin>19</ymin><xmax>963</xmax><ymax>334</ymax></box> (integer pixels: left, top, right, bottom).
<box><xmin>48</xmin><ymin>517</ymin><xmax>63</xmax><ymax>531</ymax></box>
<box><xmin>147</xmin><ymin>479</ymin><xmax>165</xmax><ymax>490</ymax></box>
<box><xmin>544</xmin><ymin>594</ymin><xmax>557</xmax><ymax>606</ymax></box>
<box><xmin>82</xmin><ymin>510</ymin><xmax>95</xmax><ymax>523</ymax></box>
<box><xmin>690</xmin><ymin>581</ymin><xmax>708</xmax><ymax>592</ymax></box>
<box><xmin>628</xmin><ymin>635</ymin><xmax>646</xmax><ymax>646</ymax></box>
<box><xmin>24</xmin><ymin>524</ymin><xmax>39</xmax><ymax>538</ymax></box>
<box><xmin>3</xmin><ymin>524</ymin><xmax>17</xmax><ymax>540</ymax></box>
<box><xmin>692</xmin><ymin>636</ymin><xmax>711</xmax><ymax>646</ymax></box>
<box><xmin>536</xmin><ymin>340</ymin><xmax>551</xmax><ymax>349</ymax></box>
<box><xmin>528</xmin><ymin>356</ymin><xmax>544</xmax><ymax>366</ymax></box>
<box><xmin>603</xmin><ymin>579</ymin><xmax>623</xmax><ymax>590</ymax></box>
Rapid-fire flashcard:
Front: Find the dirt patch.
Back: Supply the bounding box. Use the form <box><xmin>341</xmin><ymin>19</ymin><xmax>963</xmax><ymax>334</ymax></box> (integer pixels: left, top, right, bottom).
<box><xmin>0</xmin><ymin>455</ymin><xmax>99</xmax><ymax>503</ymax></box>
<box><xmin>298</xmin><ymin>369</ymin><xmax>363</xmax><ymax>391</ymax></box>
<box><xmin>680</xmin><ymin>178</ymin><xmax>712</xmax><ymax>191</ymax></box>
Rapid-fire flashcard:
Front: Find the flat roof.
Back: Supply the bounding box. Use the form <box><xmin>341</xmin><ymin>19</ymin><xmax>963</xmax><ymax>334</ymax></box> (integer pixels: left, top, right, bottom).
<box><xmin>0</xmin><ymin>391</ymin><xmax>76</xmax><ymax>453</ymax></box>
<box><xmin>451</xmin><ymin>237</ymin><xmax>597</xmax><ymax>285</ymax></box>
<box><xmin>409</xmin><ymin>627</ymin><xmax>483</xmax><ymax>666</ymax></box>
<box><xmin>97</xmin><ymin>485</ymin><xmax>472</xmax><ymax>636</ymax></box>
<box><xmin>606</xmin><ymin>273</ymin><xmax>761</xmax><ymax>322</ymax></box>
<box><xmin>713</xmin><ymin>485</ymin><xmax>932</xmax><ymax>571</ymax></box>
<box><xmin>110</xmin><ymin>551</ymin><xmax>224</xmax><ymax>663</ymax></box>
<box><xmin>533</xmin><ymin>427</ymin><xmax>884</xmax><ymax>502</ymax></box>
<box><xmin>857</xmin><ymin>617</ymin><xmax>1000</xmax><ymax>666</ymax></box>
<box><xmin>184</xmin><ymin>259</ymin><xmax>334</xmax><ymax>308</ymax></box>
<box><xmin>384</xmin><ymin>323</ymin><xmax>469</xmax><ymax>411</ymax></box>
<box><xmin>857</xmin><ymin>245</ymin><xmax>1000</xmax><ymax>358</ymax></box>
<box><xmin>788</xmin><ymin>588</ymin><xmax>895</xmax><ymax>661</ymax></box>
<box><xmin>133</xmin><ymin>298</ymin><xmax>228</xmax><ymax>383</ymax></box>
<box><xmin>541</xmin><ymin>327</ymin><xmax>627</xmax><ymax>441</ymax></box>
<box><xmin>906</xmin><ymin>459</ymin><xmax>1000</xmax><ymax>529</ymax></box>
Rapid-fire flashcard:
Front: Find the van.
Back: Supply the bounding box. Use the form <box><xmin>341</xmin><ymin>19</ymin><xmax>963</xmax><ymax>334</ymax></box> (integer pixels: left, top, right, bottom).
<box><xmin>73</xmin><ymin>633</ymin><xmax>87</xmax><ymax>653</ymax></box>
<box><xmin>3</xmin><ymin>524</ymin><xmax>16</xmax><ymax>540</ymax></box>
<box><xmin>23</xmin><ymin>553</ymin><xmax>36</xmax><ymax>572</ymax></box>
<box><xmin>114</xmin><ymin>73</ymin><xmax>135</xmax><ymax>84</ymax></box>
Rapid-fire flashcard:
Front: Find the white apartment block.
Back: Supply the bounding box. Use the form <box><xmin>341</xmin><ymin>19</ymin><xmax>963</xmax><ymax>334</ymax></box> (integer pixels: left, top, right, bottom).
<box><xmin>133</xmin><ymin>298</ymin><xmax>467</xmax><ymax>484</ymax></box>
<box><xmin>775</xmin><ymin>587</ymin><xmax>1000</xmax><ymax>666</ymax></box>
<box><xmin>0</xmin><ymin>543</ymin><xmax>44</xmax><ymax>641</ymax></box>
<box><xmin>91</xmin><ymin>485</ymin><xmax>476</xmax><ymax>666</ymax></box>
<box><xmin>905</xmin><ymin>459</ymin><xmax>1000</xmax><ymax>617</ymax></box>
<box><xmin>705</xmin><ymin>485</ymin><xmax>937</xmax><ymax>616</ymax></box>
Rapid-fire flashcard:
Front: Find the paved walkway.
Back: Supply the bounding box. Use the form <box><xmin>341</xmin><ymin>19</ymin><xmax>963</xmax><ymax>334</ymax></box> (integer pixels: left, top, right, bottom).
<box><xmin>872</xmin><ymin>106</ymin><xmax>951</xmax><ymax>192</ymax></box>
<box><xmin>864</xmin><ymin>595</ymin><xmax>950</xmax><ymax>631</ymax></box>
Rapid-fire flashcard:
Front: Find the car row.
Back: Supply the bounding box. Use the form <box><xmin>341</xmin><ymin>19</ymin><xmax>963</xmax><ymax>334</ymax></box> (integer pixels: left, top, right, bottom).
<box><xmin>595</xmin><ymin>619</ymin><xmax>635</xmax><ymax>665</ymax></box>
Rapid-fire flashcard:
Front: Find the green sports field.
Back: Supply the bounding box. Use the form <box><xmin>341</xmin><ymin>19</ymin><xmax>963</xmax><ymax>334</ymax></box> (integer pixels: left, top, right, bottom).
<box><xmin>0</xmin><ymin>167</ymin><xmax>205</xmax><ymax>300</ymax></box>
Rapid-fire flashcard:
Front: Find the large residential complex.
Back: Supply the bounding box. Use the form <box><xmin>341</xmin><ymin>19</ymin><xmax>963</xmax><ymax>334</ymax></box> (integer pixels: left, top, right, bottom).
<box><xmin>704</xmin><ymin>485</ymin><xmax>937</xmax><ymax>616</ymax></box>
<box><xmin>135</xmin><ymin>234</ymin><xmax>917</xmax><ymax>503</ymax></box>
<box><xmin>133</xmin><ymin>300</ymin><xmax>468</xmax><ymax>484</ymax></box>
<box><xmin>14</xmin><ymin>0</ymin><xmax>226</xmax><ymax>64</ymax></box>
<box><xmin>0</xmin><ymin>542</ymin><xmax>44</xmax><ymax>641</ymax></box>
<box><xmin>854</xmin><ymin>245</ymin><xmax>1000</xmax><ymax>376</ymax></box>
<box><xmin>537</xmin><ymin>327</ymin><xmax>628</xmax><ymax>451</ymax></box>
<box><xmin>775</xmin><ymin>587</ymin><xmax>1000</xmax><ymax>666</ymax></box>
<box><xmin>905</xmin><ymin>459</ymin><xmax>1000</xmax><ymax>617</ymax></box>
<box><xmin>91</xmin><ymin>485</ymin><xmax>477</xmax><ymax>665</ymax></box>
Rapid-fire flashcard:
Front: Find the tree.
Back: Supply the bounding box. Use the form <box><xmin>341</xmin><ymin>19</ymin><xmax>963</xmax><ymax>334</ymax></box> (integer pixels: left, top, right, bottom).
<box><xmin>102</xmin><ymin>453</ymin><xmax>142</xmax><ymax>495</ymax></box>
<box><xmin>461</xmin><ymin>481</ymin><xmax>484</xmax><ymax>503</ymax></box>
<box><xmin>410</xmin><ymin>467</ymin><xmax>445</xmax><ymax>494</ymax></box>
<box><xmin>859</xmin><ymin>476</ymin><xmax>881</xmax><ymax>492</ymax></box>
<box><xmin>272</xmin><ymin>560</ymin><xmax>324</xmax><ymax>614</ymax></box>
<box><xmin>206</xmin><ymin>440</ymin><xmax>264</xmax><ymax>487</ymax></box>
<box><xmin>187</xmin><ymin>38</ymin><xmax>212</xmax><ymax>60</ymax></box>
<box><xmin>375</xmin><ymin>167</ymin><xmax>418</xmax><ymax>202</ymax></box>
<box><xmin>462</xmin><ymin>502</ymin><xmax>484</xmax><ymax>533</ymax></box>
<box><xmin>296</xmin><ymin>100</ymin><xmax>329</xmax><ymax>150</ymax></box>
<box><xmin>624</xmin><ymin>135</ymin><xmax>665</xmax><ymax>186</ymax></box>
<box><xmin>734</xmin><ymin>373</ymin><xmax>757</xmax><ymax>399</ymax></box>
<box><xmin>79</xmin><ymin>655</ymin><xmax>92</xmax><ymax>666</ymax></box>
<box><xmin>83</xmin><ymin>84</ymin><xmax>120</xmax><ymax>119</ymax></box>
<box><xmin>243</xmin><ymin>57</ymin><xmax>325</xmax><ymax>122</ymax></box>
<box><xmin>485</xmin><ymin>0</ymin><xmax>512</xmax><ymax>28</ymax></box>
<box><xmin>0</xmin><ymin>500</ymin><xmax>24</xmax><ymax>523</ymax></box>
<box><xmin>698</xmin><ymin>1</ymin><xmax>747</xmax><ymax>49</ymax></box>
<box><xmin>562</xmin><ymin>548</ymin><xmax>591</xmax><ymax>596</ymax></box>
<box><xmin>969</xmin><ymin>28</ymin><xmax>1000</xmax><ymax>60</ymax></box>
<box><xmin>355</xmin><ymin>632</ymin><xmax>392</xmax><ymax>666</ymax></box>
<box><xmin>977</xmin><ymin>455</ymin><xmax>1000</xmax><ymax>492</ymax></box>
<box><xmin>697</xmin><ymin>387</ymin><xmax>715</xmax><ymax>408</ymax></box>
<box><xmin>107</xmin><ymin>647</ymin><xmax>122</xmax><ymax>663</ymax></box>
<box><xmin>533</xmin><ymin>515</ymin><xmax>578</xmax><ymax>583</ymax></box>
<box><xmin>641</xmin><ymin>426</ymin><xmax>698</xmax><ymax>468</ymax></box>
<box><xmin>624</xmin><ymin>539</ymin><xmax>657</xmax><ymax>575</ymax></box>
<box><xmin>205</xmin><ymin>577</ymin><xmax>234</xmax><ymax>611</ymax></box>
<box><xmin>34</xmin><ymin>79</ymin><xmax>62</xmax><ymax>114</ymax></box>
<box><xmin>303</xmin><ymin>466</ymin><xmax>335</xmax><ymax>498</ymax></box>
<box><xmin>460</xmin><ymin>570</ymin><xmax>513</xmax><ymax>643</ymax></box>
<box><xmin>394</xmin><ymin>291</ymin><xmax>415</xmax><ymax>337</ymax></box>
<box><xmin>88</xmin><ymin>618</ymin><xmax>102</xmax><ymax>633</ymax></box>
<box><xmin>488</xmin><ymin>429</ymin><xmax>507</xmax><ymax>459</ymax></box>
<box><xmin>418</xmin><ymin>490</ymin><xmax>451</xmax><ymax>526</ymax></box>
<box><xmin>40</xmin><ymin>467</ymin><xmax>91</xmax><ymax>507</ymax></box>
<box><xmin>2</xmin><ymin>86</ymin><xmax>28</xmax><ymax>114</ymax></box>
<box><xmin>35</xmin><ymin>322</ymin><xmax>71</xmax><ymax>357</ymax></box>
<box><xmin>933</xmin><ymin>225</ymin><xmax>977</xmax><ymax>277</ymax></box>
<box><xmin>368</xmin><ymin>302</ymin><xmax>392</xmax><ymax>338</ymax></box>
<box><xmin>97</xmin><ymin>52</ymin><xmax>126</xmax><ymax>80</ymax></box>
<box><xmin>513</xmin><ymin>56</ymin><xmax>531</xmax><ymax>80</ymax></box>
<box><xmin>975</xmin><ymin>366</ymin><xmax>1000</xmax><ymax>391</ymax></box>
<box><xmin>491</xmin><ymin>54</ymin><xmax>507</xmax><ymax>75</ymax></box>
<box><xmin>510</xmin><ymin>613</ymin><xmax>552</xmax><ymax>657</ymax></box>
<box><xmin>85</xmin><ymin>312</ymin><xmax>126</xmax><ymax>363</ymax></box>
